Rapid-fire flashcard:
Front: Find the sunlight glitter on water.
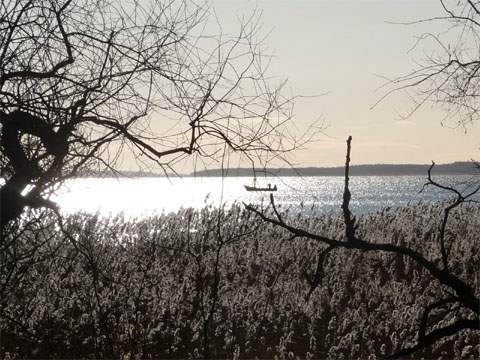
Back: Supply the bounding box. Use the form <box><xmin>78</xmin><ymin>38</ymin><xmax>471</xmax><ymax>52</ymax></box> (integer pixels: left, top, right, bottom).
<box><xmin>51</xmin><ymin>175</ymin><xmax>477</xmax><ymax>217</ymax></box>
<box><xmin>53</xmin><ymin>177</ymin><xmax>264</xmax><ymax>217</ymax></box>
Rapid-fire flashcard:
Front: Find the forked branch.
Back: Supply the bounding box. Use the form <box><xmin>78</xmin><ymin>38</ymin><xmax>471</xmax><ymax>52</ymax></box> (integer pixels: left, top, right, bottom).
<box><xmin>244</xmin><ymin>136</ymin><xmax>480</xmax><ymax>358</ymax></box>
<box><xmin>422</xmin><ymin>162</ymin><xmax>480</xmax><ymax>272</ymax></box>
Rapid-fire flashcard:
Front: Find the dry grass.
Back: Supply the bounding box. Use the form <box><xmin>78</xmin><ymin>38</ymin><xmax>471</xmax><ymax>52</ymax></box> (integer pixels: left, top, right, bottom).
<box><xmin>1</xmin><ymin>202</ymin><xmax>479</xmax><ymax>359</ymax></box>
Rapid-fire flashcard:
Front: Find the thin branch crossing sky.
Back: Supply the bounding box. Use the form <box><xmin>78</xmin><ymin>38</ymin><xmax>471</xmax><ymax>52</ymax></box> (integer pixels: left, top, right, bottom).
<box><xmin>212</xmin><ymin>0</ymin><xmax>479</xmax><ymax>167</ymax></box>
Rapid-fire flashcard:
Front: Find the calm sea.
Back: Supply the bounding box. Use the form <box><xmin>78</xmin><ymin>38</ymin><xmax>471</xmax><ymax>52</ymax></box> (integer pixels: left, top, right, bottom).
<box><xmin>52</xmin><ymin>175</ymin><xmax>479</xmax><ymax>217</ymax></box>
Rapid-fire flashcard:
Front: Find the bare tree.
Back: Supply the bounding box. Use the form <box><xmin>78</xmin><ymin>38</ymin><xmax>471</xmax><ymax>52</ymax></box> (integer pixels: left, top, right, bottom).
<box><xmin>0</xmin><ymin>0</ymin><xmax>302</xmax><ymax>229</ymax></box>
<box><xmin>378</xmin><ymin>0</ymin><xmax>480</xmax><ymax>129</ymax></box>
<box><xmin>246</xmin><ymin>137</ymin><xmax>480</xmax><ymax>358</ymax></box>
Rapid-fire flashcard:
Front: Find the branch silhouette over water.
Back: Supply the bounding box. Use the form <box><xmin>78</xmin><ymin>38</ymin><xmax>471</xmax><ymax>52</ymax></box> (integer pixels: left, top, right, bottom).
<box><xmin>245</xmin><ymin>136</ymin><xmax>480</xmax><ymax>358</ymax></box>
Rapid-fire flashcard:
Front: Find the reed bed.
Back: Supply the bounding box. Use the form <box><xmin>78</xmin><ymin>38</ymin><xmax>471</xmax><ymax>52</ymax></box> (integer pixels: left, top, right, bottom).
<box><xmin>1</xmin><ymin>202</ymin><xmax>479</xmax><ymax>359</ymax></box>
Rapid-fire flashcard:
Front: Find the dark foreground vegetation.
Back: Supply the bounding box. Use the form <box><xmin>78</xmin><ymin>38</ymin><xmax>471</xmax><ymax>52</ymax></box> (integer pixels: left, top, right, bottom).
<box><xmin>1</xmin><ymin>203</ymin><xmax>479</xmax><ymax>359</ymax></box>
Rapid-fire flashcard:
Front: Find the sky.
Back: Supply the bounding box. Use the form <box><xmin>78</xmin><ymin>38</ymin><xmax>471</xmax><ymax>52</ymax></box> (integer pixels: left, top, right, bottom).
<box><xmin>204</xmin><ymin>0</ymin><xmax>480</xmax><ymax>168</ymax></box>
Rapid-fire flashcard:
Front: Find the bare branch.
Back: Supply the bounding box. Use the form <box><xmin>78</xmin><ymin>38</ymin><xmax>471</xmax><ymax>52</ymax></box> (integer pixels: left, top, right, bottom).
<box><xmin>0</xmin><ymin>0</ymin><xmax>301</xmax><ymax>227</ymax></box>
<box><xmin>245</xmin><ymin>136</ymin><xmax>480</xmax><ymax>358</ymax></box>
<box><xmin>342</xmin><ymin>135</ymin><xmax>356</xmax><ymax>242</ymax></box>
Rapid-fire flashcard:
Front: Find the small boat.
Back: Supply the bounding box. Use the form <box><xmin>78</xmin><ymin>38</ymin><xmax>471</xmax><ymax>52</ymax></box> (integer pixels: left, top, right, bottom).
<box><xmin>244</xmin><ymin>183</ymin><xmax>277</xmax><ymax>192</ymax></box>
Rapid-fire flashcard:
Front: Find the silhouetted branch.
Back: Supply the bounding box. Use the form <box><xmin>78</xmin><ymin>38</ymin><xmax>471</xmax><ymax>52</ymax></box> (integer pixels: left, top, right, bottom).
<box><xmin>342</xmin><ymin>135</ymin><xmax>357</xmax><ymax>242</ymax></box>
<box><xmin>377</xmin><ymin>0</ymin><xmax>480</xmax><ymax>127</ymax></box>
<box><xmin>0</xmin><ymin>0</ymin><xmax>307</xmax><ymax>229</ymax></box>
<box><xmin>386</xmin><ymin>319</ymin><xmax>478</xmax><ymax>359</ymax></box>
<box><xmin>422</xmin><ymin>161</ymin><xmax>480</xmax><ymax>271</ymax></box>
<box><xmin>304</xmin><ymin>245</ymin><xmax>336</xmax><ymax>302</ymax></box>
<box><xmin>418</xmin><ymin>297</ymin><xmax>459</xmax><ymax>340</ymax></box>
<box><xmin>245</xmin><ymin>136</ymin><xmax>480</xmax><ymax>358</ymax></box>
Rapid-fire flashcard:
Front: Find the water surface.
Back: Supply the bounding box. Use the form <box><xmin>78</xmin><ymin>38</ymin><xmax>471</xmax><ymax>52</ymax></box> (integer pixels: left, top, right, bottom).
<box><xmin>52</xmin><ymin>175</ymin><xmax>478</xmax><ymax>217</ymax></box>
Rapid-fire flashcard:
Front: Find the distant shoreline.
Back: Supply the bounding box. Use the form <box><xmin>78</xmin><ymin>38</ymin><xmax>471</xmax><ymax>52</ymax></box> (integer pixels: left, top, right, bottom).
<box><xmin>77</xmin><ymin>162</ymin><xmax>478</xmax><ymax>178</ymax></box>
<box><xmin>190</xmin><ymin>162</ymin><xmax>478</xmax><ymax>177</ymax></box>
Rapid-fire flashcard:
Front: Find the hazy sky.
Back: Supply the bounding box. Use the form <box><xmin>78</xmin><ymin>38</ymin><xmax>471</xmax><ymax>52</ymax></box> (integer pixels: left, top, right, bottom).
<box><xmin>208</xmin><ymin>0</ymin><xmax>480</xmax><ymax>167</ymax></box>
